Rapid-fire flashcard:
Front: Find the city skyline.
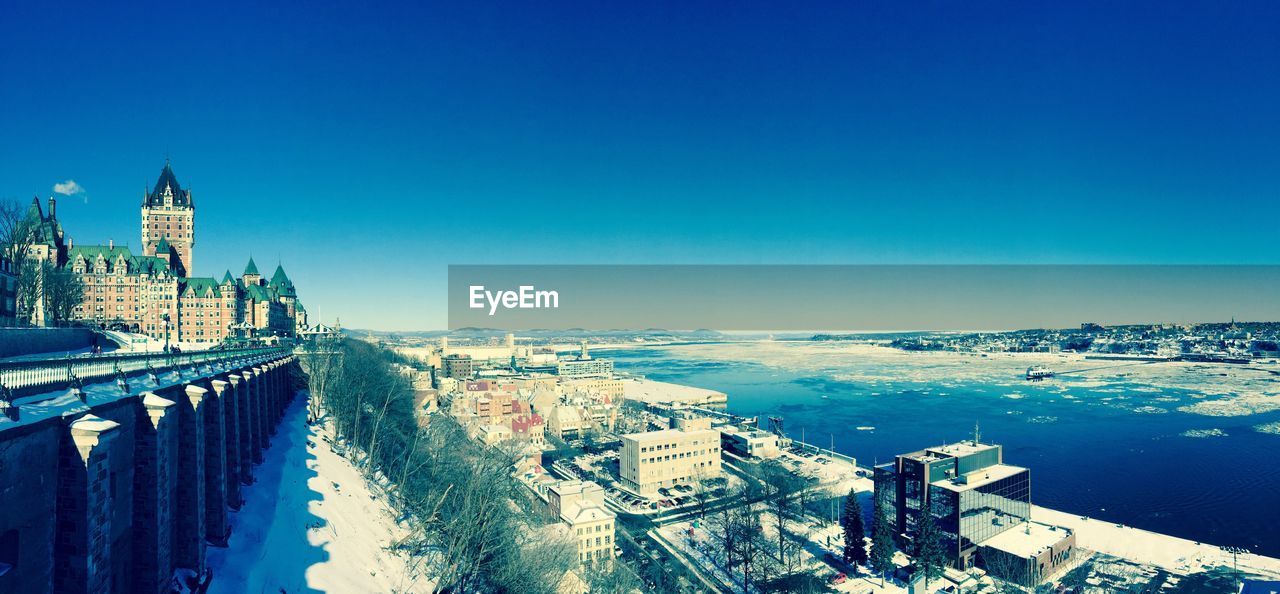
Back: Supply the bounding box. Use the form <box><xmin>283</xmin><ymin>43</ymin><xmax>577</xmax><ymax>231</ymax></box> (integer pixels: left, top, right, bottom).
<box><xmin>4</xmin><ymin>1</ymin><xmax>1280</xmax><ymax>330</ymax></box>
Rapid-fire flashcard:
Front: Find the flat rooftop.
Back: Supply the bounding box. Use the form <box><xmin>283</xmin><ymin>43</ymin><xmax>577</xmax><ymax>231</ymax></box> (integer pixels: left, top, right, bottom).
<box><xmin>622</xmin><ymin>378</ymin><xmax>727</xmax><ymax>405</ymax></box>
<box><xmin>928</xmin><ymin>441</ymin><xmax>999</xmax><ymax>458</ymax></box>
<box><xmin>622</xmin><ymin>427</ymin><xmax>716</xmax><ymax>442</ymax></box>
<box><xmin>931</xmin><ymin>463</ymin><xmax>1027</xmax><ymax>492</ymax></box>
<box><xmin>901</xmin><ymin>440</ymin><xmax>1000</xmax><ymax>463</ymax></box>
<box><xmin>979</xmin><ymin>520</ymin><xmax>1073</xmax><ymax>558</ymax></box>
<box><xmin>721</xmin><ymin>425</ymin><xmax>775</xmax><ymax>439</ymax></box>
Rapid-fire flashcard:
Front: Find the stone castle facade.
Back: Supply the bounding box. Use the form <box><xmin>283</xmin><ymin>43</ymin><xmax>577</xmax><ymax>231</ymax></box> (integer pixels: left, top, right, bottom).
<box><xmin>24</xmin><ymin>161</ymin><xmax>307</xmax><ymax>342</ymax></box>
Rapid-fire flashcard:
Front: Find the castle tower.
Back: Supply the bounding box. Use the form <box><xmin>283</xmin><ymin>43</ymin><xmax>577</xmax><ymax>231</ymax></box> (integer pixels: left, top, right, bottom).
<box><xmin>141</xmin><ymin>159</ymin><xmax>195</xmax><ymax>276</ymax></box>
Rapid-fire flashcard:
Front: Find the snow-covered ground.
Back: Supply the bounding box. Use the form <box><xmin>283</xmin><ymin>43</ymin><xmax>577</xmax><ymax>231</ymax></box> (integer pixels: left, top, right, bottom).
<box><xmin>207</xmin><ymin>393</ymin><xmax>427</xmax><ymax>593</ymax></box>
<box><xmin>1032</xmin><ymin>506</ymin><xmax>1280</xmax><ymax>579</ymax></box>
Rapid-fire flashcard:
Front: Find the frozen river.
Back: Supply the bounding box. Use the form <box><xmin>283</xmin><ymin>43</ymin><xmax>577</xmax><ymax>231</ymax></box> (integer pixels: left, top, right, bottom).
<box><xmin>603</xmin><ymin>341</ymin><xmax>1280</xmax><ymax>556</ymax></box>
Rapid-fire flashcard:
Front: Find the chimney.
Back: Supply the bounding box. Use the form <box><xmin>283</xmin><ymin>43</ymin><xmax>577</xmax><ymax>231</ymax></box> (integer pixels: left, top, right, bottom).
<box><xmin>49</xmin><ymin>196</ymin><xmax>57</xmax><ymax>218</ymax></box>
<box><xmin>109</xmin><ymin>238</ymin><xmax>114</xmax><ymax>250</ymax></box>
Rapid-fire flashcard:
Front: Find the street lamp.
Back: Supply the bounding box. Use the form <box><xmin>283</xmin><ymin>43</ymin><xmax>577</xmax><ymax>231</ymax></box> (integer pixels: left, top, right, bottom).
<box><xmin>161</xmin><ymin>312</ymin><xmax>170</xmax><ymax>353</ymax></box>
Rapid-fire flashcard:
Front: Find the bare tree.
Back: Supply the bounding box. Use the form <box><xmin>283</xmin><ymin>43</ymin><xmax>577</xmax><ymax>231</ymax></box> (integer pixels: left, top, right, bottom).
<box><xmin>983</xmin><ymin>550</ymin><xmax>1033</xmax><ymax>593</ymax></box>
<box><xmin>41</xmin><ymin>263</ymin><xmax>84</xmax><ymax>326</ymax></box>
<box><xmin>1</xmin><ymin>199</ymin><xmax>41</xmax><ymax>326</ymax></box>
<box><xmin>756</xmin><ymin>459</ymin><xmax>806</xmax><ymax>568</ymax></box>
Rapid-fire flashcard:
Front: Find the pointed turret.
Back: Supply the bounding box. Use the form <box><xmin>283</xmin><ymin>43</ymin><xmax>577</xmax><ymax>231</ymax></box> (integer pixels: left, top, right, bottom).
<box><xmin>270</xmin><ymin>264</ymin><xmax>290</xmax><ymax>286</ymax></box>
<box><xmin>145</xmin><ymin>160</ymin><xmax>192</xmax><ymax>207</ymax></box>
<box><xmin>268</xmin><ymin>263</ymin><xmax>296</xmax><ymax>297</ymax></box>
<box><xmin>242</xmin><ymin>256</ymin><xmax>261</xmax><ymax>287</ymax></box>
<box><xmin>221</xmin><ymin>270</ymin><xmax>235</xmax><ymax>285</ymax></box>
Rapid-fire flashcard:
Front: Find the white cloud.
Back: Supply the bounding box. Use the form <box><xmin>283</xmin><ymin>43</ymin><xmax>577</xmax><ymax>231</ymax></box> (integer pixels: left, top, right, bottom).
<box><xmin>53</xmin><ymin>179</ymin><xmax>85</xmax><ymax>196</ymax></box>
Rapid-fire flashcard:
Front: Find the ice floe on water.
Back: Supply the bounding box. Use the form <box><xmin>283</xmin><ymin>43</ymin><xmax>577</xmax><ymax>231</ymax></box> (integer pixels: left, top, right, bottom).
<box><xmin>1132</xmin><ymin>406</ymin><xmax>1168</xmax><ymax>415</ymax></box>
<box><xmin>1256</xmin><ymin>421</ymin><xmax>1280</xmax><ymax>436</ymax></box>
<box><xmin>1181</xmin><ymin>428</ymin><xmax>1228</xmax><ymax>438</ymax></box>
<box><xmin>1004</xmin><ymin>392</ymin><xmax>1026</xmax><ymax>399</ymax></box>
<box><xmin>1177</xmin><ymin>391</ymin><xmax>1280</xmax><ymax>417</ymax></box>
<box><xmin>856</xmin><ymin>426</ymin><xmax>875</xmax><ymax>431</ymax></box>
<box><xmin>1027</xmin><ymin>415</ymin><xmax>1058</xmax><ymax>424</ymax></box>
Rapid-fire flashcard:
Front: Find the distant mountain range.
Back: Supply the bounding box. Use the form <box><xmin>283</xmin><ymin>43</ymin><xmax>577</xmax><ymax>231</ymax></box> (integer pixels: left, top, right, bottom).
<box><xmin>343</xmin><ymin>328</ymin><xmax>726</xmax><ymax>339</ymax></box>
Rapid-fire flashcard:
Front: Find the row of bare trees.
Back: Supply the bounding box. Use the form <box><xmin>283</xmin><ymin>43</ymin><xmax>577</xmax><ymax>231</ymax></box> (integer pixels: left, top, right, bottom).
<box><xmin>304</xmin><ymin>339</ymin><xmax>641</xmax><ymax>593</ymax></box>
<box><xmin>1</xmin><ymin>198</ymin><xmax>84</xmax><ymax>326</ymax></box>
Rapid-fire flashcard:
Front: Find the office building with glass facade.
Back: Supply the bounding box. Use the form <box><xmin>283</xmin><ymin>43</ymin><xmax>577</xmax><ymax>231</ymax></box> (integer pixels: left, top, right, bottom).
<box><xmin>875</xmin><ymin>440</ymin><xmax>1033</xmax><ymax>570</ymax></box>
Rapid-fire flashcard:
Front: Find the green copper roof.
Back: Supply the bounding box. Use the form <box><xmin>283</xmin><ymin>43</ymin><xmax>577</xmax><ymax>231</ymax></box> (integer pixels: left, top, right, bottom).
<box><xmin>245</xmin><ymin>283</ymin><xmax>272</xmax><ymax>302</ymax></box>
<box><xmin>269</xmin><ymin>264</ymin><xmax>296</xmax><ymax>296</ymax></box>
<box><xmin>134</xmin><ymin>256</ymin><xmax>172</xmax><ymax>276</ymax></box>
<box><xmin>222</xmin><ymin>270</ymin><xmax>235</xmax><ymax>284</ymax></box>
<box><xmin>270</xmin><ymin>264</ymin><xmax>290</xmax><ymax>284</ymax></box>
<box><xmin>156</xmin><ymin>237</ymin><xmax>171</xmax><ymax>252</ymax></box>
<box><xmin>244</xmin><ymin>257</ymin><xmax>259</xmax><ymax>275</ymax></box>
<box><xmin>69</xmin><ymin>246</ymin><xmax>173</xmax><ymax>277</ymax></box>
<box><xmin>181</xmin><ymin>277</ymin><xmax>222</xmax><ymax>298</ymax></box>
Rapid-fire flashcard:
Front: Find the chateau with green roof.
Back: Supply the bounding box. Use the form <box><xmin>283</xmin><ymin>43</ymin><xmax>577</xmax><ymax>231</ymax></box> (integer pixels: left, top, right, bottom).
<box><xmin>19</xmin><ymin>161</ymin><xmax>308</xmax><ymax>342</ymax></box>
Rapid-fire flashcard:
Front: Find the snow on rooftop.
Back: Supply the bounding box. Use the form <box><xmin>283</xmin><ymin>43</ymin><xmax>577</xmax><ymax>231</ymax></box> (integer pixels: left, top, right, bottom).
<box><xmin>560</xmin><ymin>500</ymin><xmax>614</xmax><ymax>525</ymax></box>
<box><xmin>932</xmin><ymin>463</ymin><xmax>1026</xmax><ymax>492</ymax></box>
<box><xmin>621</xmin><ymin>378</ymin><xmax>727</xmax><ymax>405</ymax></box>
<box><xmin>978</xmin><ymin>520</ymin><xmax>1071</xmax><ymax>558</ymax></box>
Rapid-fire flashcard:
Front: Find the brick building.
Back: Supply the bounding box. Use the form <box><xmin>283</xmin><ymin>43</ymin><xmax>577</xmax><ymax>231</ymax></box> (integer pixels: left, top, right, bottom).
<box><xmin>21</xmin><ymin>161</ymin><xmax>305</xmax><ymax>343</ymax></box>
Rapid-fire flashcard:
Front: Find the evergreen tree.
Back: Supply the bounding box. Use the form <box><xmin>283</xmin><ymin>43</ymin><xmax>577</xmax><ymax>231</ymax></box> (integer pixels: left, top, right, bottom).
<box><xmin>840</xmin><ymin>489</ymin><xmax>868</xmax><ymax>566</ymax></box>
<box><xmin>911</xmin><ymin>510</ymin><xmax>947</xmax><ymax>588</ymax></box>
<box><xmin>868</xmin><ymin>510</ymin><xmax>896</xmax><ymax>587</ymax></box>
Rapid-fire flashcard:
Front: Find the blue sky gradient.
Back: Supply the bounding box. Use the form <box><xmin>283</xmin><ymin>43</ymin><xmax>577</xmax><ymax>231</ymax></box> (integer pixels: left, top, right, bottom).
<box><xmin>2</xmin><ymin>1</ymin><xmax>1278</xmax><ymax>329</ymax></box>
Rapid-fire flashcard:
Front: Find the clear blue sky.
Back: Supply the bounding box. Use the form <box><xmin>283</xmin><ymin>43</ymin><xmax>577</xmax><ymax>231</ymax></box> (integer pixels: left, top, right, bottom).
<box><xmin>2</xmin><ymin>1</ymin><xmax>1277</xmax><ymax>330</ymax></box>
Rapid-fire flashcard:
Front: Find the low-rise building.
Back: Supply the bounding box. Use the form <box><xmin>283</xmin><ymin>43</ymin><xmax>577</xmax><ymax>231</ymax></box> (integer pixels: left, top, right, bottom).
<box><xmin>547</xmin><ymin>480</ymin><xmax>616</xmax><ymax>564</ymax></box>
<box><xmin>978</xmin><ymin>521</ymin><xmax>1076</xmax><ymax>586</ymax></box>
<box><xmin>546</xmin><ymin>405</ymin><xmax>587</xmax><ymax>440</ymax></box>
<box><xmin>720</xmin><ymin>425</ymin><xmax>781</xmax><ymax>458</ymax></box>
<box><xmin>619</xmin><ymin>427</ymin><xmax>722</xmax><ymax>496</ymax></box>
<box><xmin>478</xmin><ymin>424</ymin><xmax>512</xmax><ymax>445</ymax></box>
<box><xmin>562</xmin><ymin>501</ymin><xmax>615</xmax><ymax>564</ymax></box>
<box><xmin>562</xmin><ymin>377</ymin><xmax>625</xmax><ymax>400</ymax></box>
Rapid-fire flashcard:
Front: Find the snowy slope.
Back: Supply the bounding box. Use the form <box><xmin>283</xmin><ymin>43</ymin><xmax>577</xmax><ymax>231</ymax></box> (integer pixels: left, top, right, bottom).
<box><xmin>207</xmin><ymin>393</ymin><xmax>428</xmax><ymax>593</ymax></box>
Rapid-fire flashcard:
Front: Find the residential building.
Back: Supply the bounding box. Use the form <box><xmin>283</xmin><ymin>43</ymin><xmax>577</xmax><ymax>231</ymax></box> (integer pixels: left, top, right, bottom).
<box><xmin>557</xmin><ymin>357</ymin><xmax>614</xmax><ymax>379</ymax></box>
<box><xmin>619</xmin><ymin>427</ymin><xmax>722</xmax><ymax>496</ymax></box>
<box><xmin>561</xmin><ymin>377</ymin><xmax>625</xmax><ymax>400</ymax></box>
<box><xmin>547</xmin><ymin>479</ymin><xmax>605</xmax><ymax>519</ymax></box>
<box><xmin>442</xmin><ymin>354</ymin><xmax>474</xmax><ymax>379</ymax></box>
<box><xmin>546</xmin><ymin>405</ymin><xmax>587</xmax><ymax>440</ymax></box>
<box><xmin>547</xmin><ymin>480</ymin><xmax>616</xmax><ymax>564</ymax></box>
<box><xmin>478</xmin><ymin>424</ymin><xmax>512</xmax><ymax>445</ymax></box>
<box><xmin>562</xmin><ymin>501</ymin><xmax>616</xmax><ymax>564</ymax></box>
